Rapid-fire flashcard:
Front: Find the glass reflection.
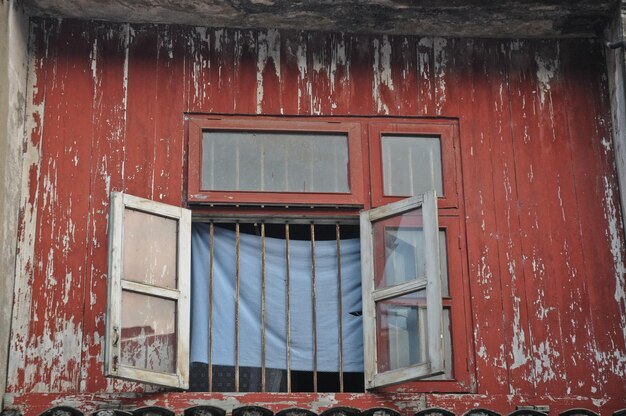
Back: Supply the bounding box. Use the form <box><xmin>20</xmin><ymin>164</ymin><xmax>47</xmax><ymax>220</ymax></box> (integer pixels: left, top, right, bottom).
<box><xmin>120</xmin><ymin>290</ymin><xmax>177</xmax><ymax>373</ymax></box>
<box><xmin>375</xmin><ymin>290</ymin><xmax>427</xmax><ymax>372</ymax></box>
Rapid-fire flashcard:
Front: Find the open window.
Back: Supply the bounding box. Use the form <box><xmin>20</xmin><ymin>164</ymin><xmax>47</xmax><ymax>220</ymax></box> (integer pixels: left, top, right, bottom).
<box><xmin>360</xmin><ymin>191</ymin><xmax>444</xmax><ymax>389</ymax></box>
<box><xmin>105</xmin><ymin>192</ymin><xmax>191</xmax><ymax>389</ymax></box>
<box><xmin>105</xmin><ymin>116</ymin><xmax>469</xmax><ymax>393</ymax></box>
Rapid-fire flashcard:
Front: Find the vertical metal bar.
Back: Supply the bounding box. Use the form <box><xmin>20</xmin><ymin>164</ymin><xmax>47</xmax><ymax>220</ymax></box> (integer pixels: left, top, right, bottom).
<box><xmin>309</xmin><ymin>146</ymin><xmax>315</xmax><ymax>191</ymax></box>
<box><xmin>235</xmin><ymin>222</ymin><xmax>240</xmax><ymax>392</ymax></box>
<box><xmin>408</xmin><ymin>144</ymin><xmax>415</xmax><ymax>195</ymax></box>
<box><xmin>210</xmin><ymin>140</ymin><xmax>215</xmax><ymax>189</ymax></box>
<box><xmin>310</xmin><ymin>223</ymin><xmax>318</xmax><ymax>393</ymax></box>
<box><xmin>284</xmin><ymin>143</ymin><xmax>289</xmax><ymax>191</ymax></box>
<box><xmin>285</xmin><ymin>223</ymin><xmax>292</xmax><ymax>392</ymax></box>
<box><xmin>334</xmin><ymin>141</ymin><xmax>339</xmax><ymax>192</ymax></box>
<box><xmin>235</xmin><ymin>136</ymin><xmax>240</xmax><ymax>191</ymax></box>
<box><xmin>261</xmin><ymin>223</ymin><xmax>267</xmax><ymax>392</ymax></box>
<box><xmin>336</xmin><ymin>223</ymin><xmax>344</xmax><ymax>392</ymax></box>
<box><xmin>261</xmin><ymin>142</ymin><xmax>265</xmax><ymax>191</ymax></box>
<box><xmin>208</xmin><ymin>222</ymin><xmax>214</xmax><ymax>392</ymax></box>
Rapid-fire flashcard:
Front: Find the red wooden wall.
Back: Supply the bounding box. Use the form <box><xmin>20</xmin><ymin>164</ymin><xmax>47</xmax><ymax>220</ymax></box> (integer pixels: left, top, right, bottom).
<box><xmin>6</xmin><ymin>17</ymin><xmax>626</xmax><ymax>415</ymax></box>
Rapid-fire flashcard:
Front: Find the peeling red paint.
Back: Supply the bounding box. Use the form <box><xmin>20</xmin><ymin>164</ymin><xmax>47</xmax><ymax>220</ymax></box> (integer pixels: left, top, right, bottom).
<box><xmin>7</xmin><ymin>18</ymin><xmax>626</xmax><ymax>416</ymax></box>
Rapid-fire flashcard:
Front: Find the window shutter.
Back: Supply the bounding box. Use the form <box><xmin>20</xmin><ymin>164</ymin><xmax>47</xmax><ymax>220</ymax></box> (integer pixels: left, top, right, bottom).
<box><xmin>105</xmin><ymin>192</ymin><xmax>191</xmax><ymax>389</ymax></box>
<box><xmin>360</xmin><ymin>190</ymin><xmax>444</xmax><ymax>389</ymax></box>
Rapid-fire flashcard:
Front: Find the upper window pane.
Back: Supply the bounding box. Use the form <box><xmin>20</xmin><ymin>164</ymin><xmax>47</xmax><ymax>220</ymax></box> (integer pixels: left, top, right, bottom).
<box><xmin>201</xmin><ymin>131</ymin><xmax>350</xmax><ymax>193</ymax></box>
<box><xmin>381</xmin><ymin>135</ymin><xmax>443</xmax><ymax>197</ymax></box>
<box><xmin>123</xmin><ymin>208</ymin><xmax>178</xmax><ymax>289</ymax></box>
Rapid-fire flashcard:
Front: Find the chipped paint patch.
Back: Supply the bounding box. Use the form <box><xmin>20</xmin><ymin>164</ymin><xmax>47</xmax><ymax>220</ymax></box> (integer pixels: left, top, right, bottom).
<box><xmin>372</xmin><ymin>35</ymin><xmax>393</xmax><ymax>114</ymax></box>
<box><xmin>256</xmin><ymin>29</ymin><xmax>280</xmax><ymax>114</ymax></box>
<box><xmin>602</xmin><ymin>175</ymin><xmax>626</xmax><ymax>344</ymax></box>
<box><xmin>533</xmin><ymin>340</ymin><xmax>559</xmax><ymax>383</ymax></box>
<box><xmin>534</xmin><ymin>46</ymin><xmax>559</xmax><ymax>107</ymax></box>
<box><xmin>433</xmin><ymin>37</ymin><xmax>447</xmax><ymax>115</ymax></box>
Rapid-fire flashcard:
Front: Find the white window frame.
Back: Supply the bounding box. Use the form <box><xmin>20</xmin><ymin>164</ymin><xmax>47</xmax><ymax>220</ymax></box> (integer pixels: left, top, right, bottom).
<box><xmin>105</xmin><ymin>192</ymin><xmax>191</xmax><ymax>389</ymax></box>
<box><xmin>359</xmin><ymin>190</ymin><xmax>444</xmax><ymax>389</ymax></box>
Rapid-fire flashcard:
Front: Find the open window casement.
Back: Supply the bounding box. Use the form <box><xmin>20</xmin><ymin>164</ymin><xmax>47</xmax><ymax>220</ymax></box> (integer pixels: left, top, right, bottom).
<box><xmin>360</xmin><ymin>190</ymin><xmax>444</xmax><ymax>389</ymax></box>
<box><xmin>105</xmin><ymin>192</ymin><xmax>191</xmax><ymax>389</ymax></box>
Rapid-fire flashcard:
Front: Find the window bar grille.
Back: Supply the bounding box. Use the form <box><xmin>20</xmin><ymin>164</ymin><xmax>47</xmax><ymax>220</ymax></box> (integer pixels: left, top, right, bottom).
<box><xmin>208</xmin><ymin>222</ymin><xmax>215</xmax><ymax>392</ymax></box>
<box><xmin>336</xmin><ymin>223</ymin><xmax>344</xmax><ymax>392</ymax></box>
<box><xmin>310</xmin><ymin>223</ymin><xmax>318</xmax><ymax>393</ymax></box>
<box><xmin>261</xmin><ymin>222</ymin><xmax>267</xmax><ymax>392</ymax></box>
<box><xmin>285</xmin><ymin>223</ymin><xmax>292</xmax><ymax>392</ymax></box>
<box><xmin>235</xmin><ymin>222</ymin><xmax>241</xmax><ymax>392</ymax></box>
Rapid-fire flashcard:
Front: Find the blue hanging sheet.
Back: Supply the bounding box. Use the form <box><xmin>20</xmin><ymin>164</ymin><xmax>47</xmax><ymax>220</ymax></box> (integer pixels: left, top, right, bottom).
<box><xmin>190</xmin><ymin>223</ymin><xmax>364</xmax><ymax>372</ymax></box>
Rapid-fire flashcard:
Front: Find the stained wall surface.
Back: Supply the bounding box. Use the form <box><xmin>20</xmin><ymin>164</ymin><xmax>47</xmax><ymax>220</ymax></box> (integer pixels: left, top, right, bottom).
<box><xmin>5</xmin><ymin>18</ymin><xmax>626</xmax><ymax>415</ymax></box>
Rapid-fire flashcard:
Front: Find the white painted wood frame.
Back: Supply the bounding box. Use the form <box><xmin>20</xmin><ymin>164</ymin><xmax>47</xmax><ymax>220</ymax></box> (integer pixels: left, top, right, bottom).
<box><xmin>105</xmin><ymin>192</ymin><xmax>191</xmax><ymax>389</ymax></box>
<box><xmin>360</xmin><ymin>190</ymin><xmax>444</xmax><ymax>389</ymax></box>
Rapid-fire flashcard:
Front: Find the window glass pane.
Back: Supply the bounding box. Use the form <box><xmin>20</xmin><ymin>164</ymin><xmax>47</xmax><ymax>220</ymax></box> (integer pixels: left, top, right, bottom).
<box><xmin>123</xmin><ymin>208</ymin><xmax>177</xmax><ymax>289</ymax></box>
<box><xmin>373</xmin><ymin>209</ymin><xmax>448</xmax><ymax>294</ymax></box>
<box><xmin>375</xmin><ymin>290</ymin><xmax>427</xmax><ymax>372</ymax></box>
<box><xmin>202</xmin><ymin>131</ymin><xmax>350</xmax><ymax>193</ymax></box>
<box><xmin>373</xmin><ymin>207</ymin><xmax>424</xmax><ymax>289</ymax></box>
<box><xmin>120</xmin><ymin>290</ymin><xmax>177</xmax><ymax>373</ymax></box>
<box><xmin>382</xmin><ymin>135</ymin><xmax>443</xmax><ymax>197</ymax></box>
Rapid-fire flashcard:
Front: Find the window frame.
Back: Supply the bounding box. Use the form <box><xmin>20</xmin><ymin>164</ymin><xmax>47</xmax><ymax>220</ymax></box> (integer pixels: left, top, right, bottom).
<box><xmin>368</xmin><ymin>120</ymin><xmax>459</xmax><ymax>209</ymax></box>
<box><xmin>360</xmin><ymin>191</ymin><xmax>444</xmax><ymax>389</ymax></box>
<box><xmin>187</xmin><ymin>116</ymin><xmax>366</xmax><ymax>207</ymax></box>
<box><xmin>105</xmin><ymin>192</ymin><xmax>191</xmax><ymax>389</ymax></box>
<box><xmin>105</xmin><ymin>116</ymin><xmax>472</xmax><ymax>393</ymax></box>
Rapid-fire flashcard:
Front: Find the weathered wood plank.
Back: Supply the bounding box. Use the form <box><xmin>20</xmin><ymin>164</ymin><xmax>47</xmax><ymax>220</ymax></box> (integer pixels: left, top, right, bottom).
<box><xmin>208</xmin><ymin>29</ymin><xmax>235</xmax><ymax>114</ymax></box>
<box><xmin>80</xmin><ymin>22</ymin><xmax>130</xmax><ymax>393</ymax></box>
<box><xmin>23</xmin><ymin>19</ymin><xmax>94</xmax><ymax>392</ymax></box>
<box><xmin>153</xmin><ymin>25</ymin><xmax>186</xmax><ymax>205</ymax></box>
<box><xmin>535</xmin><ymin>39</ymin><xmax>597</xmax><ymax>397</ymax></box>
<box><xmin>347</xmin><ymin>33</ymin><xmax>373</xmax><ymax>115</ymax></box>
<box><xmin>561</xmin><ymin>38</ymin><xmax>626</xmax><ymax>397</ymax></box>
<box><xmin>8</xmin><ymin>17</ymin><xmax>59</xmax><ymax>393</ymax></box>
<box><xmin>496</xmin><ymin>39</ymin><xmax>535</xmax><ymax>395</ymax></box>
<box><xmin>257</xmin><ymin>28</ymin><xmax>281</xmax><ymax>115</ymax></box>
<box><xmin>123</xmin><ymin>24</ymin><xmax>158</xmax><ymax>199</ymax></box>
<box><xmin>234</xmin><ymin>29</ymin><xmax>258</xmax><ymax>115</ymax></box>
<box><xmin>460</xmin><ymin>38</ymin><xmax>509</xmax><ymax>395</ymax></box>
<box><xmin>508</xmin><ymin>40</ymin><xmax>569</xmax><ymax>396</ymax></box>
<box><xmin>279</xmin><ymin>31</ymin><xmax>308</xmax><ymax>115</ymax></box>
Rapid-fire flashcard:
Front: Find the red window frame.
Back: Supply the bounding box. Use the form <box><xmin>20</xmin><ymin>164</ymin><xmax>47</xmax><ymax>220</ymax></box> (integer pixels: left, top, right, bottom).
<box><xmin>187</xmin><ymin>116</ymin><xmax>366</xmax><ymax>206</ymax></box>
<box><xmin>368</xmin><ymin>120</ymin><xmax>459</xmax><ymax>209</ymax></box>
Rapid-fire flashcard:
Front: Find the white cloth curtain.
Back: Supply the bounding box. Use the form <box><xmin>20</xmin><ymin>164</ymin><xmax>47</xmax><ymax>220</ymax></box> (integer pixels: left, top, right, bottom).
<box><xmin>190</xmin><ymin>224</ymin><xmax>364</xmax><ymax>372</ymax></box>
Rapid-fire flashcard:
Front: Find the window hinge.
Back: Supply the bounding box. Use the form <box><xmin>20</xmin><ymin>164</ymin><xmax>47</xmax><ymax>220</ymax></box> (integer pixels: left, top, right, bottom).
<box><xmin>112</xmin><ymin>326</ymin><xmax>119</xmax><ymax>347</ymax></box>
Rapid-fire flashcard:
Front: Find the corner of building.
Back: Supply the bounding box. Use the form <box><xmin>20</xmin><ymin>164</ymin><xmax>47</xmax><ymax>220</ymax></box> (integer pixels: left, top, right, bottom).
<box><xmin>0</xmin><ymin>0</ymin><xmax>30</xmax><ymax>410</ymax></box>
